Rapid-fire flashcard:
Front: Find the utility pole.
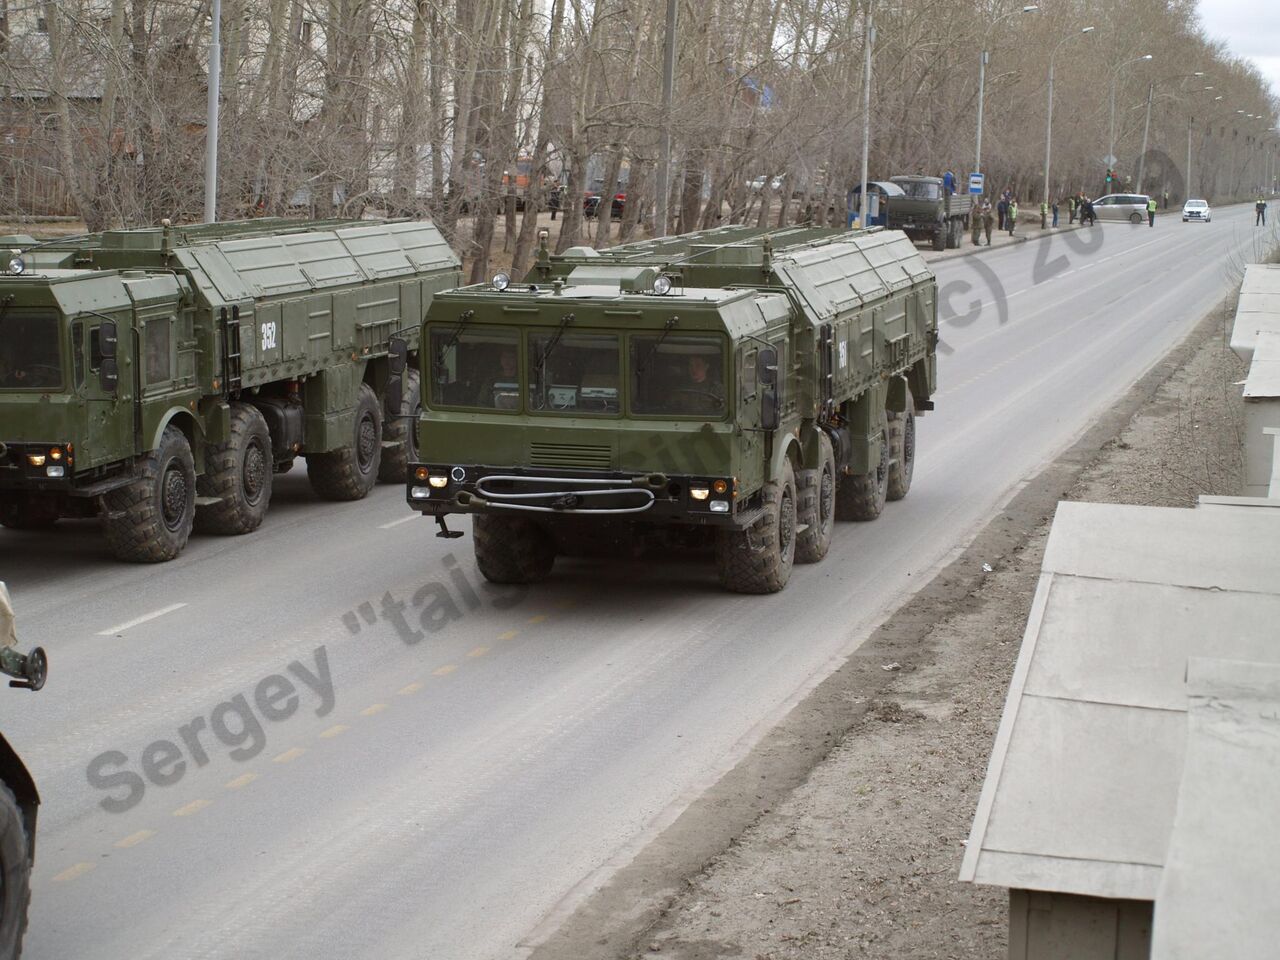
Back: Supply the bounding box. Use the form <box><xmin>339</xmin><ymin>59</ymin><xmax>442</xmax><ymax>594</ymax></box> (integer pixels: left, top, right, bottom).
<box><xmin>655</xmin><ymin>0</ymin><xmax>677</xmax><ymax>237</ymax></box>
<box><xmin>1137</xmin><ymin>82</ymin><xmax>1153</xmax><ymax>194</ymax></box>
<box><xmin>857</xmin><ymin>6</ymin><xmax>874</xmax><ymax>228</ymax></box>
<box><xmin>1186</xmin><ymin>115</ymin><xmax>1193</xmax><ymax>200</ymax></box>
<box><xmin>203</xmin><ymin>0</ymin><xmax>222</xmax><ymax>223</ymax></box>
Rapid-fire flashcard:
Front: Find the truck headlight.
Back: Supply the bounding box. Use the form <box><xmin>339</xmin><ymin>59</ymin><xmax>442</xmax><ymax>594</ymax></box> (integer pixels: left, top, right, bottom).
<box><xmin>27</xmin><ymin>454</ymin><xmax>45</xmax><ymax>467</ymax></box>
<box><xmin>411</xmin><ymin>486</ymin><xmax>432</xmax><ymax>499</ymax></box>
<box><xmin>429</xmin><ymin>476</ymin><xmax>449</xmax><ymax>489</ymax></box>
<box><xmin>46</xmin><ymin>465</ymin><xmax>65</xmax><ymax>478</ymax></box>
<box><xmin>709</xmin><ymin>500</ymin><xmax>730</xmax><ymax>513</ymax></box>
<box><xmin>690</xmin><ymin>486</ymin><xmax>710</xmax><ymax>501</ymax></box>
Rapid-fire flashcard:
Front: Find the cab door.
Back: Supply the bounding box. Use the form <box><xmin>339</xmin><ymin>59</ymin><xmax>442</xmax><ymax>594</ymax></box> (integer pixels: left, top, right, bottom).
<box><xmin>75</xmin><ymin>313</ymin><xmax>136</xmax><ymax>469</ymax></box>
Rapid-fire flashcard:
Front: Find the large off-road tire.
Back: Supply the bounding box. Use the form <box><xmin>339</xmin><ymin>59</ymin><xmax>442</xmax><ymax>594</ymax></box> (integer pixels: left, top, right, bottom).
<box><xmin>835</xmin><ymin>409</ymin><xmax>889</xmax><ymax>521</ymax></box>
<box><xmin>195</xmin><ymin>402</ymin><xmax>272</xmax><ymax>535</ymax></box>
<box><xmin>931</xmin><ymin>227</ymin><xmax>946</xmax><ymax>252</ymax></box>
<box><xmin>306</xmin><ymin>383</ymin><xmax>382</xmax><ymax>501</ymax></box>
<box><xmin>887</xmin><ymin>390</ymin><xmax>916</xmax><ymax>502</ymax></box>
<box><xmin>378</xmin><ymin>370</ymin><xmax>421</xmax><ymax>484</ymax></box>
<box><xmin>472</xmin><ymin>514</ymin><xmax>557</xmax><ymax>584</ymax></box>
<box><xmin>715</xmin><ymin>460</ymin><xmax>797</xmax><ymax>594</ymax></box>
<box><xmin>0</xmin><ymin>783</ymin><xmax>32</xmax><ymax>960</ymax></box>
<box><xmin>0</xmin><ymin>498</ymin><xmax>59</xmax><ymax>530</ymax></box>
<box><xmin>795</xmin><ymin>434</ymin><xmax>836</xmax><ymax>564</ymax></box>
<box><xmin>102</xmin><ymin>424</ymin><xmax>196</xmax><ymax>562</ymax></box>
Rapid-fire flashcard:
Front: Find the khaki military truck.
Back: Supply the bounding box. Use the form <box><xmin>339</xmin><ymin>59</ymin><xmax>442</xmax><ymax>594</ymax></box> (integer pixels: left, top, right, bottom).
<box><xmin>885</xmin><ymin>175</ymin><xmax>972</xmax><ymax>251</ymax></box>
<box><xmin>0</xmin><ymin>218</ymin><xmax>460</xmax><ymax>561</ymax></box>
<box><xmin>405</xmin><ymin>226</ymin><xmax>937</xmax><ymax>593</ymax></box>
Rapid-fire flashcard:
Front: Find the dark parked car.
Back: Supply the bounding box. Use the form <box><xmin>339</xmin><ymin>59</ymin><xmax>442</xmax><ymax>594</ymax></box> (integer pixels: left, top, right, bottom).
<box><xmin>584</xmin><ymin>178</ymin><xmax>626</xmax><ymax>219</ymax></box>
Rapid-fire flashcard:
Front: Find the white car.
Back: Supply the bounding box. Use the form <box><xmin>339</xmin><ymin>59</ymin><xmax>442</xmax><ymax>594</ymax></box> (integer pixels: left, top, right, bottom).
<box><xmin>1182</xmin><ymin>199</ymin><xmax>1211</xmax><ymax>222</ymax></box>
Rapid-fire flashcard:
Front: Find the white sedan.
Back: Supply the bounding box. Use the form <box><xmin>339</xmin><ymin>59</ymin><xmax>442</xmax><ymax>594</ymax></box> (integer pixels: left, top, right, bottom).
<box><xmin>1182</xmin><ymin>199</ymin><xmax>1211</xmax><ymax>222</ymax></box>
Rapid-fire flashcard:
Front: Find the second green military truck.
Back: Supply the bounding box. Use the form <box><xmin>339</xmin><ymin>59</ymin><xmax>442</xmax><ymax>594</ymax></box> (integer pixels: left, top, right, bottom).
<box><xmin>0</xmin><ymin>218</ymin><xmax>460</xmax><ymax>561</ymax></box>
<box><xmin>886</xmin><ymin>175</ymin><xmax>972</xmax><ymax>251</ymax></box>
<box><xmin>405</xmin><ymin>225</ymin><xmax>937</xmax><ymax>593</ymax></box>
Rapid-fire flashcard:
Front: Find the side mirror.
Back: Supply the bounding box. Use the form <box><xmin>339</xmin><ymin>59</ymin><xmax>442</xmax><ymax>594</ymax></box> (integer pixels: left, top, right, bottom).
<box><xmin>758</xmin><ymin>346</ymin><xmax>779</xmax><ymax>431</ymax></box>
<box><xmin>99</xmin><ymin>357</ymin><xmax>119</xmax><ymax>394</ymax></box>
<box><xmin>758</xmin><ymin>347</ymin><xmax>778</xmax><ymax>386</ymax></box>
<box><xmin>99</xmin><ymin>320</ymin><xmax>118</xmax><ymax>359</ymax></box>
<box><xmin>388</xmin><ymin>336</ymin><xmax>408</xmax><ymax>376</ymax></box>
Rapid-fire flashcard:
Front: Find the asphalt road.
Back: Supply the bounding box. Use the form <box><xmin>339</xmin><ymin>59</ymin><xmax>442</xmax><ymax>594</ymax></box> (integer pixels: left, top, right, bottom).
<box><xmin>3</xmin><ymin>201</ymin><xmax>1275</xmax><ymax>960</ymax></box>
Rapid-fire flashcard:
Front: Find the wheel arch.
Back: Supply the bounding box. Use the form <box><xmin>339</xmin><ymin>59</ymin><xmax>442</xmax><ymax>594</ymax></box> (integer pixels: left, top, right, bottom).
<box><xmin>148</xmin><ymin>408</ymin><xmax>205</xmax><ymax>474</ymax></box>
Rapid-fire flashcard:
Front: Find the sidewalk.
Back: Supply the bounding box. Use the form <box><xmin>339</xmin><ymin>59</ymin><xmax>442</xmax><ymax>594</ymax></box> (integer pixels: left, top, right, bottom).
<box><xmin>923</xmin><ymin>217</ymin><xmax>1085</xmax><ymax>263</ymax></box>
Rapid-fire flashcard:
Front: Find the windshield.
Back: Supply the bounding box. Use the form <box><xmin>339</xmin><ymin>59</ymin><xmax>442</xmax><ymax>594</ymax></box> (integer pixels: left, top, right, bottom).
<box><xmin>428</xmin><ymin>326</ymin><xmax>520</xmax><ymax>409</ymax></box>
<box><xmin>0</xmin><ymin>309</ymin><xmax>63</xmax><ymax>390</ymax></box>
<box><xmin>898</xmin><ymin>181</ymin><xmax>941</xmax><ymax>200</ymax></box>
<box><xmin>630</xmin><ymin>335</ymin><xmax>726</xmax><ymax>417</ymax></box>
<box><xmin>528</xmin><ymin>332</ymin><xmax>620</xmax><ymax>415</ymax></box>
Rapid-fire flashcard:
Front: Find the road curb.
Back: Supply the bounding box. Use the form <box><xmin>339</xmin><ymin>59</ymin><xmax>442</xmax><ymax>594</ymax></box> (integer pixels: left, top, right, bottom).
<box><xmin>927</xmin><ymin>222</ymin><xmax>1086</xmax><ymax>262</ymax></box>
<box><xmin>523</xmin><ymin>299</ymin><xmax>1235</xmax><ymax>960</ymax></box>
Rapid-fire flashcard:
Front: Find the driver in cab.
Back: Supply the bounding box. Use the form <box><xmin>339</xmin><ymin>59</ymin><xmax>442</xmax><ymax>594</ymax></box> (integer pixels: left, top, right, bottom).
<box><xmin>668</xmin><ymin>353</ymin><xmax>723</xmax><ymax>416</ymax></box>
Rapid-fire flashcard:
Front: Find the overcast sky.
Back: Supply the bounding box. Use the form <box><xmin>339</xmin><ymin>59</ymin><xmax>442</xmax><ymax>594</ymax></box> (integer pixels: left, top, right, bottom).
<box><xmin>1196</xmin><ymin>0</ymin><xmax>1280</xmax><ymax>104</ymax></box>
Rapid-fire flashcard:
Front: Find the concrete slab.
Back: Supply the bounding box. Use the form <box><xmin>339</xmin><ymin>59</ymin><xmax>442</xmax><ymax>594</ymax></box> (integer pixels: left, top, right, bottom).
<box><xmin>1230</xmin><ymin>263</ymin><xmax>1280</xmax><ymax>362</ymax></box>
<box><xmin>961</xmin><ymin>501</ymin><xmax>1280</xmax><ymax>902</ymax></box>
<box><xmin>1151</xmin><ymin>658</ymin><xmax>1280</xmax><ymax>960</ymax></box>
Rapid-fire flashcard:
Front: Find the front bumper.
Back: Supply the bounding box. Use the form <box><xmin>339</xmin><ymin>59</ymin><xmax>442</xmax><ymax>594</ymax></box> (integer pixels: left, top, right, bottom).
<box><xmin>406</xmin><ymin>463</ymin><xmax>753</xmax><ymax>528</ymax></box>
<box><xmin>0</xmin><ymin>440</ymin><xmax>131</xmax><ymax>496</ymax></box>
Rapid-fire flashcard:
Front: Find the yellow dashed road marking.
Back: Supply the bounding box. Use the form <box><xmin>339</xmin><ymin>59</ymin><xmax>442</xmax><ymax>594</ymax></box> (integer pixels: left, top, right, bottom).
<box><xmin>467</xmin><ymin>646</ymin><xmax>489</xmax><ymax>658</ymax></box>
<box><xmin>225</xmin><ymin>772</ymin><xmax>258</xmax><ymax>790</ymax></box>
<box><xmin>319</xmin><ymin>724</ymin><xmax>349</xmax><ymax>739</ymax></box>
<box><xmin>274</xmin><ymin>747</ymin><xmax>306</xmax><ymax>764</ymax></box>
<box><xmin>361</xmin><ymin>703</ymin><xmax>388</xmax><ymax>716</ymax></box>
<box><xmin>52</xmin><ymin>862</ymin><xmax>95</xmax><ymax>883</ymax></box>
<box><xmin>527</xmin><ymin>614</ymin><xmax>547</xmax><ymax>624</ymax></box>
<box><xmin>497</xmin><ymin>630</ymin><xmax>518</xmax><ymax>641</ymax></box>
<box><xmin>173</xmin><ymin>798</ymin><xmax>211</xmax><ymax>817</ymax></box>
<box><xmin>114</xmin><ymin>829</ymin><xmax>155</xmax><ymax>849</ymax></box>
<box><xmin>431</xmin><ymin>664</ymin><xmax>457</xmax><ymax>677</ymax></box>
<box><xmin>399</xmin><ymin>681</ymin><xmax>425</xmax><ymax>694</ymax></box>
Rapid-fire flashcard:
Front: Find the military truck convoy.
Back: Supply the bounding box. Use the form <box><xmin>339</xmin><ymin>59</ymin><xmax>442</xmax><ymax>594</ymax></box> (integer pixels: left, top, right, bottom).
<box><xmin>0</xmin><ymin>219</ymin><xmax>460</xmax><ymax>562</ymax></box>
<box><xmin>885</xmin><ymin>175</ymin><xmax>972</xmax><ymax>251</ymax></box>
<box><xmin>405</xmin><ymin>224</ymin><xmax>938</xmax><ymax>593</ymax></box>
<box><xmin>0</xmin><ymin>583</ymin><xmax>46</xmax><ymax>960</ymax></box>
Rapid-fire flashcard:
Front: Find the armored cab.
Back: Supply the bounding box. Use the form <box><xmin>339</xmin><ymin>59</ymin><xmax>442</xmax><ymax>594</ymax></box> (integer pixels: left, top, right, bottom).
<box><xmin>0</xmin><ymin>218</ymin><xmax>461</xmax><ymax>561</ymax></box>
<box><xmin>406</xmin><ymin>226</ymin><xmax>936</xmax><ymax>593</ymax></box>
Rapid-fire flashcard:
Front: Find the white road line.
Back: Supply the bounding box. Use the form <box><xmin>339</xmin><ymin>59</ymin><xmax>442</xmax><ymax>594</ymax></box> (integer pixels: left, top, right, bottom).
<box><xmin>97</xmin><ymin>602</ymin><xmax>188</xmax><ymax>636</ymax></box>
<box><xmin>378</xmin><ymin>514</ymin><xmax>419</xmax><ymax>530</ymax></box>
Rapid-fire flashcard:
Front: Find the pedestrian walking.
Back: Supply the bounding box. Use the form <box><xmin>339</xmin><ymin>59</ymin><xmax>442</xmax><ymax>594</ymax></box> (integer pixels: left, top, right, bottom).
<box><xmin>1008</xmin><ymin>198</ymin><xmax>1018</xmax><ymax>236</ymax></box>
<box><xmin>548</xmin><ymin>183</ymin><xmax>563</xmax><ymax>221</ymax></box>
<box><xmin>971</xmin><ymin>199</ymin><xmax>985</xmax><ymax>246</ymax></box>
<box><xmin>1162</xmin><ymin>190</ymin><xmax>1169</xmax><ymax>209</ymax></box>
<box><xmin>1257</xmin><ymin>196</ymin><xmax>1268</xmax><ymax>226</ymax></box>
<box><xmin>1146</xmin><ymin>195</ymin><xmax>1157</xmax><ymax>228</ymax></box>
<box><xmin>1068</xmin><ymin>195</ymin><xmax>1077</xmax><ymax>224</ymax></box>
<box><xmin>1039</xmin><ymin>200</ymin><xmax>1048</xmax><ymax>228</ymax></box>
<box><xmin>1052</xmin><ymin>199</ymin><xmax>1060</xmax><ymax>228</ymax></box>
<box><xmin>997</xmin><ymin>197</ymin><xmax>1008</xmax><ymax>232</ymax></box>
<box><xmin>983</xmin><ymin>201</ymin><xmax>995</xmax><ymax>245</ymax></box>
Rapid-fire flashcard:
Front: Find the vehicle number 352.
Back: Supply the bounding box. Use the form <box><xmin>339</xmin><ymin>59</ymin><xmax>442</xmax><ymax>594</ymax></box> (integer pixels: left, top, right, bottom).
<box><xmin>261</xmin><ymin>321</ymin><xmax>278</xmax><ymax>352</ymax></box>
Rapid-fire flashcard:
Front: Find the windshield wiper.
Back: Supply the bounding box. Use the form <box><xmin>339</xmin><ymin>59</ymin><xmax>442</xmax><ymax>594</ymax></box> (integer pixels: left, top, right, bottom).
<box><xmin>535</xmin><ymin>312</ymin><xmax>575</xmax><ymax>376</ymax></box>
<box><xmin>638</xmin><ymin>315</ymin><xmax>678</xmax><ymax>372</ymax></box>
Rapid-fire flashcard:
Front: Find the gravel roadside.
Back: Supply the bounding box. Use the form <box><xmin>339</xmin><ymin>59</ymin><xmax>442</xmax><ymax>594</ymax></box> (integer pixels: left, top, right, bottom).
<box><xmin>530</xmin><ymin>300</ymin><xmax>1247</xmax><ymax>960</ymax></box>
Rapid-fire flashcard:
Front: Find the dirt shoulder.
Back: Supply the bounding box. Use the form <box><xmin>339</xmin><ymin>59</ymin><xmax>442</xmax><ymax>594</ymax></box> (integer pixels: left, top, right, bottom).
<box><xmin>528</xmin><ymin>304</ymin><xmax>1246</xmax><ymax>960</ymax></box>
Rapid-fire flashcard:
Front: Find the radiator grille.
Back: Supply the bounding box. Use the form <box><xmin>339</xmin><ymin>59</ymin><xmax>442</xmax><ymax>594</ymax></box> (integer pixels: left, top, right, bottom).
<box><xmin>528</xmin><ymin>442</ymin><xmax>612</xmax><ymax>470</ymax></box>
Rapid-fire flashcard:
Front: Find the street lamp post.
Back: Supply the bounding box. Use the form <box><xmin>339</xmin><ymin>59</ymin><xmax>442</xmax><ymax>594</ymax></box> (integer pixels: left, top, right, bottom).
<box><xmin>1044</xmin><ymin>26</ymin><xmax>1095</xmax><ymax>216</ymax></box>
<box><xmin>204</xmin><ymin>0</ymin><xmax>222</xmax><ymax>223</ymax></box>
<box><xmin>1108</xmin><ymin>54</ymin><xmax>1152</xmax><ymax>178</ymax></box>
<box><xmin>857</xmin><ymin>7</ymin><xmax>875</xmax><ymax>228</ymax></box>
<box><xmin>975</xmin><ymin>5</ymin><xmax>1039</xmax><ymax>177</ymax></box>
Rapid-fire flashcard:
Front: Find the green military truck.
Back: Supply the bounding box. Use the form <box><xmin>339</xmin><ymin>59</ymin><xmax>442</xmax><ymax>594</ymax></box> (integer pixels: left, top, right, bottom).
<box><xmin>1</xmin><ymin>582</ymin><xmax>46</xmax><ymax>960</ymax></box>
<box><xmin>0</xmin><ymin>218</ymin><xmax>460</xmax><ymax>561</ymax></box>
<box><xmin>885</xmin><ymin>175</ymin><xmax>972</xmax><ymax>251</ymax></box>
<box><xmin>405</xmin><ymin>225</ymin><xmax>937</xmax><ymax>593</ymax></box>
